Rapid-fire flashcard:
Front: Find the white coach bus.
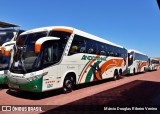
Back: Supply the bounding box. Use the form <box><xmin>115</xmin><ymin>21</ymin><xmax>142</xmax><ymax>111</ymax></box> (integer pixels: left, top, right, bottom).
<box><xmin>148</xmin><ymin>58</ymin><xmax>160</xmax><ymax>71</ymax></box>
<box><xmin>127</xmin><ymin>49</ymin><xmax>148</xmax><ymax>75</ymax></box>
<box><xmin>0</xmin><ymin>21</ymin><xmax>24</xmax><ymax>84</ymax></box>
<box><xmin>8</xmin><ymin>26</ymin><xmax>127</xmax><ymax>93</ymax></box>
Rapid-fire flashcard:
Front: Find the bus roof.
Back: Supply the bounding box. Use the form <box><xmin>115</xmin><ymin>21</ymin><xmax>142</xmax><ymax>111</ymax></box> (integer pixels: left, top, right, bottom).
<box><xmin>0</xmin><ymin>21</ymin><xmax>20</xmax><ymax>28</ymax></box>
<box><xmin>74</xmin><ymin>28</ymin><xmax>124</xmax><ymax>48</ymax></box>
<box><xmin>149</xmin><ymin>58</ymin><xmax>159</xmax><ymax>61</ymax></box>
<box><xmin>128</xmin><ymin>49</ymin><xmax>147</xmax><ymax>56</ymax></box>
<box><xmin>21</xmin><ymin>26</ymin><xmax>124</xmax><ymax>49</ymax></box>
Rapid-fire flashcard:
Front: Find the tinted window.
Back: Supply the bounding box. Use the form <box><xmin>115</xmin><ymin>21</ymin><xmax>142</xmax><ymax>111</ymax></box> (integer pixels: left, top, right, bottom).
<box><xmin>86</xmin><ymin>39</ymin><xmax>97</xmax><ymax>54</ymax></box>
<box><xmin>135</xmin><ymin>53</ymin><xmax>148</xmax><ymax>61</ymax></box>
<box><xmin>41</xmin><ymin>42</ymin><xmax>60</xmax><ymax>67</ymax></box>
<box><xmin>68</xmin><ymin>34</ymin><xmax>127</xmax><ymax>58</ymax></box>
<box><xmin>49</xmin><ymin>31</ymin><xmax>71</xmax><ymax>51</ymax></box>
<box><xmin>17</xmin><ymin>31</ymin><xmax>48</xmax><ymax>48</ymax></box>
<box><xmin>105</xmin><ymin>44</ymin><xmax>110</xmax><ymax>56</ymax></box>
<box><xmin>97</xmin><ymin>42</ymin><xmax>106</xmax><ymax>55</ymax></box>
<box><xmin>151</xmin><ymin>60</ymin><xmax>159</xmax><ymax>64</ymax></box>
<box><xmin>69</xmin><ymin>35</ymin><xmax>86</xmax><ymax>55</ymax></box>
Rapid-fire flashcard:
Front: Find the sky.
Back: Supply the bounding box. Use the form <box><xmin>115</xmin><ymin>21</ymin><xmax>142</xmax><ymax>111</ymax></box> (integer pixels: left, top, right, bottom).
<box><xmin>0</xmin><ymin>0</ymin><xmax>159</xmax><ymax>57</ymax></box>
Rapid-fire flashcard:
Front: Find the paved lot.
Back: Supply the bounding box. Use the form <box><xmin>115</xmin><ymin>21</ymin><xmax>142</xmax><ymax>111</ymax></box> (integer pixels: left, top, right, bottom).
<box><xmin>0</xmin><ymin>70</ymin><xmax>160</xmax><ymax>114</ymax></box>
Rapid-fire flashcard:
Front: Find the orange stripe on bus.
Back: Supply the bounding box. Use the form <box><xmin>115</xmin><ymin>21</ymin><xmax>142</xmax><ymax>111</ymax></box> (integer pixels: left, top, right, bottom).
<box><xmin>139</xmin><ymin>61</ymin><xmax>147</xmax><ymax>70</ymax></box>
<box><xmin>1</xmin><ymin>46</ymin><xmax>5</xmax><ymax>54</ymax></box>
<box><xmin>53</xmin><ymin>28</ymin><xmax>73</xmax><ymax>33</ymax></box>
<box><xmin>5</xmin><ymin>50</ymin><xmax>10</xmax><ymax>56</ymax></box>
<box><xmin>100</xmin><ymin>59</ymin><xmax>123</xmax><ymax>74</ymax></box>
<box><xmin>79</xmin><ymin>58</ymin><xmax>124</xmax><ymax>83</ymax></box>
<box><xmin>95</xmin><ymin>72</ymin><xmax>101</xmax><ymax>80</ymax></box>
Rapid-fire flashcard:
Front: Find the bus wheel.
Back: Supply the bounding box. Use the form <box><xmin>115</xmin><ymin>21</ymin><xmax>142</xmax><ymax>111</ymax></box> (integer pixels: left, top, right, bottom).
<box><xmin>112</xmin><ymin>70</ymin><xmax>118</xmax><ymax>81</ymax></box>
<box><xmin>62</xmin><ymin>76</ymin><xmax>74</xmax><ymax>93</ymax></box>
<box><xmin>118</xmin><ymin>70</ymin><xmax>122</xmax><ymax>79</ymax></box>
<box><xmin>132</xmin><ymin>68</ymin><xmax>135</xmax><ymax>76</ymax></box>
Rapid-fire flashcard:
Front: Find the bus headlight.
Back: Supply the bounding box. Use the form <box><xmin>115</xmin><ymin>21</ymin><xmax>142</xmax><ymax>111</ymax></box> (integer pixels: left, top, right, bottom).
<box><xmin>33</xmin><ymin>85</ymin><xmax>38</xmax><ymax>89</ymax></box>
<box><xmin>26</xmin><ymin>72</ymin><xmax>48</xmax><ymax>82</ymax></box>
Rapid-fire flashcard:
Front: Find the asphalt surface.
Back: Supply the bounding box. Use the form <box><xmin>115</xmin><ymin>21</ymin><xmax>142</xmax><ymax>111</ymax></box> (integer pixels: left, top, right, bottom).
<box><xmin>0</xmin><ymin>70</ymin><xmax>160</xmax><ymax>114</ymax></box>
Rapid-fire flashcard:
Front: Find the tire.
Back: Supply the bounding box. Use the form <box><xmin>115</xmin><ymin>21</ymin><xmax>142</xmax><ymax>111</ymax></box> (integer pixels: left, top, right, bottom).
<box><xmin>61</xmin><ymin>76</ymin><xmax>74</xmax><ymax>93</ymax></box>
<box><xmin>112</xmin><ymin>70</ymin><xmax>118</xmax><ymax>81</ymax></box>
<box><xmin>144</xmin><ymin>67</ymin><xmax>146</xmax><ymax>72</ymax></box>
<box><xmin>118</xmin><ymin>70</ymin><xmax>122</xmax><ymax>79</ymax></box>
<box><xmin>132</xmin><ymin>68</ymin><xmax>135</xmax><ymax>76</ymax></box>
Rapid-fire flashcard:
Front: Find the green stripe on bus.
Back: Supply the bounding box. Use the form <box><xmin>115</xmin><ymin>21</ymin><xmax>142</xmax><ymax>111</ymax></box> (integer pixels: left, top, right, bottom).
<box><xmin>78</xmin><ymin>60</ymin><xmax>91</xmax><ymax>82</ymax></box>
<box><xmin>8</xmin><ymin>77</ymin><xmax>43</xmax><ymax>92</ymax></box>
<box><xmin>0</xmin><ymin>76</ymin><xmax>7</xmax><ymax>84</ymax></box>
<box><xmin>85</xmin><ymin>61</ymin><xmax>102</xmax><ymax>83</ymax></box>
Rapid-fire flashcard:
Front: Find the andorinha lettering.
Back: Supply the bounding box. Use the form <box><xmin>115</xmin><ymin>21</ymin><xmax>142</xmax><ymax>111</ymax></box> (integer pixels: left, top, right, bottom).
<box><xmin>81</xmin><ymin>55</ymin><xmax>107</xmax><ymax>61</ymax></box>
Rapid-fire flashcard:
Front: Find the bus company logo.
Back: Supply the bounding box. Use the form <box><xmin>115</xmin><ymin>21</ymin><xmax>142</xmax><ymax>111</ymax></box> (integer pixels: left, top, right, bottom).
<box><xmin>1</xmin><ymin>106</ymin><xmax>43</xmax><ymax>112</ymax></box>
<box><xmin>2</xmin><ymin>106</ymin><xmax>11</xmax><ymax>111</ymax></box>
<box><xmin>81</xmin><ymin>55</ymin><xmax>107</xmax><ymax>61</ymax></box>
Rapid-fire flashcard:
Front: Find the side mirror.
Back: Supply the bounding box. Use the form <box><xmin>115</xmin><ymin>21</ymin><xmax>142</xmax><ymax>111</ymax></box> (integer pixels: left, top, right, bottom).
<box><xmin>1</xmin><ymin>41</ymin><xmax>15</xmax><ymax>56</ymax></box>
<box><xmin>35</xmin><ymin>37</ymin><xmax>60</xmax><ymax>53</ymax></box>
<box><xmin>5</xmin><ymin>50</ymin><xmax>11</xmax><ymax>57</ymax></box>
<box><xmin>5</xmin><ymin>46</ymin><xmax>14</xmax><ymax>57</ymax></box>
<box><xmin>1</xmin><ymin>46</ymin><xmax>5</xmax><ymax>54</ymax></box>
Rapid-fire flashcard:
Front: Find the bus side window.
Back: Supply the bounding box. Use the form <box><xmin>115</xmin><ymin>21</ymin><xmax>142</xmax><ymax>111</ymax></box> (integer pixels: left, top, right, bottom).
<box><xmin>42</xmin><ymin>42</ymin><xmax>59</xmax><ymax>66</ymax></box>
<box><xmin>86</xmin><ymin>39</ymin><xmax>97</xmax><ymax>54</ymax></box>
<box><xmin>43</xmin><ymin>46</ymin><xmax>53</xmax><ymax>65</ymax></box>
<box><xmin>68</xmin><ymin>35</ymin><xmax>86</xmax><ymax>55</ymax></box>
<box><xmin>114</xmin><ymin>47</ymin><xmax>120</xmax><ymax>57</ymax></box>
<box><xmin>97</xmin><ymin>42</ymin><xmax>106</xmax><ymax>56</ymax></box>
<box><xmin>105</xmin><ymin>44</ymin><xmax>110</xmax><ymax>56</ymax></box>
<box><xmin>108</xmin><ymin>45</ymin><xmax>114</xmax><ymax>56</ymax></box>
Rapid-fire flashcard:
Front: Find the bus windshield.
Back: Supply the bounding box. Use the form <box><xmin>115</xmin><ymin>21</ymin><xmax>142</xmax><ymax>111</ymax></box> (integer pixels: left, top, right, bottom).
<box><xmin>11</xmin><ymin>31</ymin><xmax>48</xmax><ymax>73</ymax></box>
<box><xmin>0</xmin><ymin>31</ymin><xmax>17</xmax><ymax>45</ymax></box>
<box><xmin>10</xmin><ymin>31</ymin><xmax>71</xmax><ymax>73</ymax></box>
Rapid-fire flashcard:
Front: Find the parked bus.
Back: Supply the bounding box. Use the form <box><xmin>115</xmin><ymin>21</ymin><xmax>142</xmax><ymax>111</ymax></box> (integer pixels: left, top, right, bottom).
<box><xmin>128</xmin><ymin>49</ymin><xmax>148</xmax><ymax>75</ymax></box>
<box><xmin>8</xmin><ymin>26</ymin><xmax>128</xmax><ymax>93</ymax></box>
<box><xmin>0</xmin><ymin>21</ymin><xmax>24</xmax><ymax>84</ymax></box>
<box><xmin>148</xmin><ymin>58</ymin><xmax>160</xmax><ymax>71</ymax></box>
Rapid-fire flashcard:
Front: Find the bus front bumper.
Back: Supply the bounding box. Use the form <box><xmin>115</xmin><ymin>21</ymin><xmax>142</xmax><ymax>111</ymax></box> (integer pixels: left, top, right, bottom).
<box><xmin>8</xmin><ymin>77</ymin><xmax>43</xmax><ymax>92</ymax></box>
<box><xmin>0</xmin><ymin>71</ymin><xmax>8</xmax><ymax>84</ymax></box>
